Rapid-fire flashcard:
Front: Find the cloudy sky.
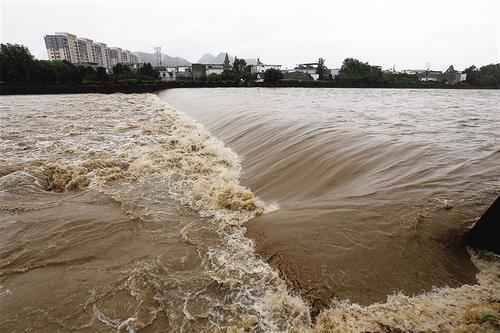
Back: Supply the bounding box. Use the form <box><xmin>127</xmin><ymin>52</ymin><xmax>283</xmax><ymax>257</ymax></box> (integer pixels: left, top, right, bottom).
<box><xmin>2</xmin><ymin>0</ymin><xmax>499</xmax><ymax>70</ymax></box>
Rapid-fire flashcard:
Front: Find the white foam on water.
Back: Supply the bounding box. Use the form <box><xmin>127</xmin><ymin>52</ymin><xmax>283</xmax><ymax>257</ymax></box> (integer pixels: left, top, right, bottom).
<box><xmin>126</xmin><ymin>95</ymin><xmax>311</xmax><ymax>331</ymax></box>
<box><xmin>0</xmin><ymin>285</ymin><xmax>12</xmax><ymax>298</ymax></box>
<box><xmin>0</xmin><ymin>93</ymin><xmax>309</xmax><ymax>332</ymax></box>
<box><xmin>312</xmin><ymin>251</ymin><xmax>500</xmax><ymax>333</ymax></box>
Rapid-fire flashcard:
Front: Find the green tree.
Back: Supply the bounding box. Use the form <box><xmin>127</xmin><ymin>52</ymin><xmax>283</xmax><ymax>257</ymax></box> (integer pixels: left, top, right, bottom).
<box><xmin>78</xmin><ymin>65</ymin><xmax>97</xmax><ymax>82</ymax></box>
<box><xmin>138</xmin><ymin>63</ymin><xmax>159</xmax><ymax>79</ymax></box>
<box><xmin>207</xmin><ymin>73</ymin><xmax>222</xmax><ymax>82</ymax></box>
<box><xmin>316</xmin><ymin>57</ymin><xmax>329</xmax><ymax>80</ymax></box>
<box><xmin>52</xmin><ymin>61</ymin><xmax>82</xmax><ymax>83</ymax></box>
<box><xmin>96</xmin><ymin>67</ymin><xmax>108</xmax><ymax>82</ymax></box>
<box><xmin>338</xmin><ymin>58</ymin><xmax>383</xmax><ymax>84</ymax></box>
<box><xmin>112</xmin><ymin>63</ymin><xmax>132</xmax><ymax>77</ymax></box>
<box><xmin>222</xmin><ymin>69</ymin><xmax>236</xmax><ymax>81</ymax></box>
<box><xmin>478</xmin><ymin>64</ymin><xmax>500</xmax><ymax>87</ymax></box>
<box><xmin>232</xmin><ymin>57</ymin><xmax>247</xmax><ymax>74</ymax></box>
<box><xmin>31</xmin><ymin>60</ymin><xmax>82</xmax><ymax>84</ymax></box>
<box><xmin>232</xmin><ymin>57</ymin><xmax>248</xmax><ymax>81</ymax></box>
<box><xmin>0</xmin><ymin>43</ymin><xmax>36</xmax><ymax>82</ymax></box>
<box><xmin>464</xmin><ymin>65</ymin><xmax>480</xmax><ymax>85</ymax></box>
<box><xmin>263</xmin><ymin>68</ymin><xmax>283</xmax><ymax>82</ymax></box>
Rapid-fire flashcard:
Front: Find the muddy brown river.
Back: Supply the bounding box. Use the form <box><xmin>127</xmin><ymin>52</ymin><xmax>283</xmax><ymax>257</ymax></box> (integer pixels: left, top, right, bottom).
<box><xmin>1</xmin><ymin>89</ymin><xmax>499</xmax><ymax>332</ymax></box>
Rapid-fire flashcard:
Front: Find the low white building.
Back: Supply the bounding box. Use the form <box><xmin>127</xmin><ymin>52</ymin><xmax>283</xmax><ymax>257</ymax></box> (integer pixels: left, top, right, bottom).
<box><xmin>249</xmin><ymin>59</ymin><xmax>282</xmax><ymax>75</ymax></box>
<box><xmin>402</xmin><ymin>69</ymin><xmax>424</xmax><ymax>75</ymax></box>
<box><xmin>402</xmin><ymin>69</ymin><xmax>444</xmax><ymax>82</ymax></box>
<box><xmin>206</xmin><ymin>64</ymin><xmax>225</xmax><ymax>76</ymax></box>
<box><xmin>158</xmin><ymin>66</ymin><xmax>192</xmax><ymax>81</ymax></box>
<box><xmin>295</xmin><ymin>63</ymin><xmax>320</xmax><ymax>80</ymax></box>
<box><xmin>330</xmin><ymin>68</ymin><xmax>341</xmax><ymax>78</ymax></box>
<box><xmin>158</xmin><ymin>67</ymin><xmax>177</xmax><ymax>81</ymax></box>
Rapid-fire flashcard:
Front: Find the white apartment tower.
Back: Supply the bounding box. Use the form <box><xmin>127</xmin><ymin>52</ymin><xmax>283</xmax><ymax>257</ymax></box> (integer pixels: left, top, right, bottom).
<box><xmin>129</xmin><ymin>53</ymin><xmax>139</xmax><ymax>64</ymax></box>
<box><xmin>122</xmin><ymin>50</ymin><xmax>139</xmax><ymax>65</ymax></box>
<box><xmin>44</xmin><ymin>32</ymin><xmax>78</xmax><ymax>63</ymax></box>
<box><xmin>76</xmin><ymin>38</ymin><xmax>96</xmax><ymax>63</ymax></box>
<box><xmin>44</xmin><ymin>32</ymin><xmax>137</xmax><ymax>71</ymax></box>
<box><xmin>93</xmin><ymin>42</ymin><xmax>111</xmax><ymax>69</ymax></box>
<box><xmin>120</xmin><ymin>50</ymin><xmax>130</xmax><ymax>64</ymax></box>
<box><xmin>109</xmin><ymin>47</ymin><xmax>123</xmax><ymax>67</ymax></box>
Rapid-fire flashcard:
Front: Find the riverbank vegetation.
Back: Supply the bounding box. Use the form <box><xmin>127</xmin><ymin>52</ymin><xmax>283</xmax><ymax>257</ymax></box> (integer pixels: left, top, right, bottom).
<box><xmin>0</xmin><ymin>44</ymin><xmax>159</xmax><ymax>85</ymax></box>
<box><xmin>1</xmin><ymin>43</ymin><xmax>499</xmax><ymax>95</ymax></box>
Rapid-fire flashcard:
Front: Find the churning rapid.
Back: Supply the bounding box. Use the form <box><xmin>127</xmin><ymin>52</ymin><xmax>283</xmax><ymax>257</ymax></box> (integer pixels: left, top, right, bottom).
<box><xmin>0</xmin><ymin>89</ymin><xmax>499</xmax><ymax>332</ymax></box>
<box><xmin>0</xmin><ymin>94</ymin><xmax>310</xmax><ymax>332</ymax></box>
<box><xmin>161</xmin><ymin>88</ymin><xmax>500</xmax><ymax>331</ymax></box>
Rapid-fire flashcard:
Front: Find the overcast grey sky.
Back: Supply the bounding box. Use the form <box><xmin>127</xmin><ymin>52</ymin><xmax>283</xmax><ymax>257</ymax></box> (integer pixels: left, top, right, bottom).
<box><xmin>1</xmin><ymin>0</ymin><xmax>499</xmax><ymax>70</ymax></box>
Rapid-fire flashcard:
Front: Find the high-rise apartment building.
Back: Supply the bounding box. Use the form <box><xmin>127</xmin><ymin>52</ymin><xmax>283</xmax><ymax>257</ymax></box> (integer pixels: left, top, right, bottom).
<box><xmin>109</xmin><ymin>47</ymin><xmax>123</xmax><ymax>67</ymax></box>
<box><xmin>93</xmin><ymin>42</ymin><xmax>111</xmax><ymax>69</ymax></box>
<box><xmin>44</xmin><ymin>32</ymin><xmax>139</xmax><ymax>71</ymax></box>
<box><xmin>129</xmin><ymin>53</ymin><xmax>139</xmax><ymax>64</ymax></box>
<box><xmin>44</xmin><ymin>32</ymin><xmax>78</xmax><ymax>63</ymax></box>
<box><xmin>76</xmin><ymin>38</ymin><xmax>95</xmax><ymax>63</ymax></box>
<box><xmin>121</xmin><ymin>50</ymin><xmax>130</xmax><ymax>64</ymax></box>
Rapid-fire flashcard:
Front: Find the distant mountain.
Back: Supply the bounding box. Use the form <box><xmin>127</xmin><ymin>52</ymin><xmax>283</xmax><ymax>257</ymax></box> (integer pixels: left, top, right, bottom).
<box><xmin>197</xmin><ymin>52</ymin><xmax>234</xmax><ymax>64</ymax></box>
<box><xmin>245</xmin><ymin>58</ymin><xmax>258</xmax><ymax>66</ymax></box>
<box><xmin>198</xmin><ymin>53</ymin><xmax>217</xmax><ymax>64</ymax></box>
<box><xmin>134</xmin><ymin>52</ymin><xmax>191</xmax><ymax>67</ymax></box>
<box><xmin>197</xmin><ymin>52</ymin><xmax>258</xmax><ymax>65</ymax></box>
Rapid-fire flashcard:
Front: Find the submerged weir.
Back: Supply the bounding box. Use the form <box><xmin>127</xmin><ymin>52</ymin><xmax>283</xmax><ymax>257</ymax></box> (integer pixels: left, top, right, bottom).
<box><xmin>1</xmin><ymin>90</ymin><xmax>499</xmax><ymax>332</ymax></box>
<box><xmin>0</xmin><ymin>94</ymin><xmax>309</xmax><ymax>332</ymax></box>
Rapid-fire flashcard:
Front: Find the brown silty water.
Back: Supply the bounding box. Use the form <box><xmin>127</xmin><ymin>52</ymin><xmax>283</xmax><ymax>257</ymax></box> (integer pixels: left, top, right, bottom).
<box><xmin>161</xmin><ymin>88</ymin><xmax>500</xmax><ymax>323</ymax></box>
<box><xmin>0</xmin><ymin>94</ymin><xmax>310</xmax><ymax>332</ymax></box>
<box><xmin>1</xmin><ymin>90</ymin><xmax>499</xmax><ymax>332</ymax></box>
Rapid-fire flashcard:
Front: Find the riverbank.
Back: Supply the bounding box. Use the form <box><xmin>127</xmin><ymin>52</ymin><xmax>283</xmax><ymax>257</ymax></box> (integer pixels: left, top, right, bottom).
<box><xmin>1</xmin><ymin>80</ymin><xmax>498</xmax><ymax>95</ymax></box>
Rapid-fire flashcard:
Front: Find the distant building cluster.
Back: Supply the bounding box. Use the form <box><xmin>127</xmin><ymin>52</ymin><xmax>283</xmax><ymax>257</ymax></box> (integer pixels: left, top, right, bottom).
<box><xmin>44</xmin><ymin>32</ymin><xmax>138</xmax><ymax>70</ymax></box>
<box><xmin>157</xmin><ymin>53</ymin><xmax>284</xmax><ymax>82</ymax></box>
<box><xmin>393</xmin><ymin>66</ymin><xmax>466</xmax><ymax>84</ymax></box>
<box><xmin>42</xmin><ymin>33</ymin><xmax>469</xmax><ymax>85</ymax></box>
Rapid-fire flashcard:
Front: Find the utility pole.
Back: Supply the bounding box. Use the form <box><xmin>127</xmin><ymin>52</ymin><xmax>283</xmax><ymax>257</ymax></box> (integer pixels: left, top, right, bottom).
<box><xmin>154</xmin><ymin>47</ymin><xmax>162</xmax><ymax>67</ymax></box>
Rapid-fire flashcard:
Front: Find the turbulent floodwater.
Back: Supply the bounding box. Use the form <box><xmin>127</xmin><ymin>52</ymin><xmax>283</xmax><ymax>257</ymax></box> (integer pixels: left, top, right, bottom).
<box><xmin>0</xmin><ymin>94</ymin><xmax>309</xmax><ymax>332</ymax></box>
<box><xmin>1</xmin><ymin>89</ymin><xmax>499</xmax><ymax>332</ymax></box>
<box><xmin>161</xmin><ymin>88</ymin><xmax>500</xmax><ymax>330</ymax></box>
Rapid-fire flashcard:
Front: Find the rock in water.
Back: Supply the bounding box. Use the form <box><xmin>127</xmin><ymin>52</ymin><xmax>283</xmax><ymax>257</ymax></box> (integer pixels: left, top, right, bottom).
<box><xmin>467</xmin><ymin>196</ymin><xmax>500</xmax><ymax>254</ymax></box>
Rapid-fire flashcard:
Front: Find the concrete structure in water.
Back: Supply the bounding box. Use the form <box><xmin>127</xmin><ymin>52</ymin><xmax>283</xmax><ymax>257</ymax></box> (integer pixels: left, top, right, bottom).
<box><xmin>467</xmin><ymin>196</ymin><xmax>500</xmax><ymax>254</ymax></box>
<box><xmin>44</xmin><ymin>32</ymin><xmax>138</xmax><ymax>71</ymax></box>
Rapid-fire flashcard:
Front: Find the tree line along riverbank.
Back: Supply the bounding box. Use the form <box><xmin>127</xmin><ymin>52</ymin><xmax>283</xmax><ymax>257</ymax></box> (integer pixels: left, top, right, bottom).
<box><xmin>1</xmin><ymin>43</ymin><xmax>499</xmax><ymax>95</ymax></box>
<box><xmin>3</xmin><ymin>80</ymin><xmax>500</xmax><ymax>96</ymax></box>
